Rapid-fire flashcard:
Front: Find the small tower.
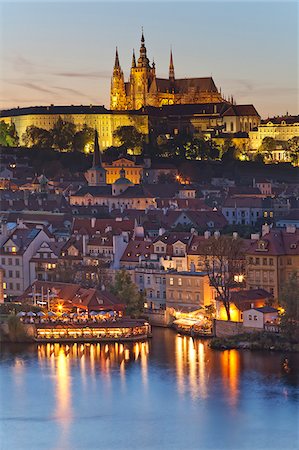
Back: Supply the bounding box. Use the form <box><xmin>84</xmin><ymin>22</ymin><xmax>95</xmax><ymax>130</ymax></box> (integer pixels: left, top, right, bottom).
<box><xmin>131</xmin><ymin>49</ymin><xmax>136</xmax><ymax>69</ymax></box>
<box><xmin>112</xmin><ymin>167</ymin><xmax>133</xmax><ymax>196</ymax></box>
<box><xmin>110</xmin><ymin>47</ymin><xmax>127</xmax><ymax>110</ymax></box>
<box><xmin>85</xmin><ymin>130</ymin><xmax>107</xmax><ymax>186</ymax></box>
<box><xmin>169</xmin><ymin>49</ymin><xmax>175</xmax><ymax>82</ymax></box>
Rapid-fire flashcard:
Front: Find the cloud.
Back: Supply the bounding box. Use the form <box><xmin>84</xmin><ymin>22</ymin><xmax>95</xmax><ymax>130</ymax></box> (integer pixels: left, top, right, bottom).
<box><xmin>53</xmin><ymin>86</ymin><xmax>91</xmax><ymax>98</ymax></box>
<box><xmin>6</xmin><ymin>80</ymin><xmax>54</xmax><ymax>95</ymax></box>
<box><xmin>54</xmin><ymin>70</ymin><xmax>111</xmax><ymax>79</ymax></box>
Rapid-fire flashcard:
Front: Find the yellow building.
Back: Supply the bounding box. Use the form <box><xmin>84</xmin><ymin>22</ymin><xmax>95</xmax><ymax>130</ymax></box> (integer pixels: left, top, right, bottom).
<box><xmin>111</xmin><ymin>31</ymin><xmax>224</xmax><ymax>110</ymax></box>
<box><xmin>102</xmin><ymin>157</ymin><xmax>143</xmax><ymax>184</ymax></box>
<box><xmin>249</xmin><ymin>115</ymin><xmax>299</xmax><ymax>150</ymax></box>
<box><xmin>245</xmin><ymin>226</ymin><xmax>299</xmax><ymax>301</ymax></box>
<box><xmin>0</xmin><ymin>105</ymin><xmax>149</xmax><ymax>149</ymax></box>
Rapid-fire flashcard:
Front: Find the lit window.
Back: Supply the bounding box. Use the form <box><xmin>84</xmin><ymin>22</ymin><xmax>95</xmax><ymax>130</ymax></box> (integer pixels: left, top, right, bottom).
<box><xmin>169</xmin><ymin>277</ymin><xmax>174</xmax><ymax>286</ymax></box>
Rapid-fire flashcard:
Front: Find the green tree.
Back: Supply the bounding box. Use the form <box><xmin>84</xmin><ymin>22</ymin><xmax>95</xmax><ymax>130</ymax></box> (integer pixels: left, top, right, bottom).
<box><xmin>279</xmin><ymin>272</ymin><xmax>299</xmax><ymax>341</ymax></box>
<box><xmin>259</xmin><ymin>137</ymin><xmax>277</xmax><ymax>160</ymax></box>
<box><xmin>287</xmin><ymin>136</ymin><xmax>299</xmax><ymax>166</ymax></box>
<box><xmin>113</xmin><ymin>126</ymin><xmax>145</xmax><ymax>154</ymax></box>
<box><xmin>73</xmin><ymin>124</ymin><xmax>95</xmax><ymax>153</ymax></box>
<box><xmin>51</xmin><ymin>117</ymin><xmax>76</xmax><ymax>151</ymax></box>
<box><xmin>110</xmin><ymin>270</ymin><xmax>144</xmax><ymax>317</ymax></box>
<box><xmin>22</xmin><ymin>125</ymin><xmax>53</xmax><ymax>148</ymax></box>
<box><xmin>0</xmin><ymin>122</ymin><xmax>19</xmax><ymax>146</ymax></box>
<box><xmin>7</xmin><ymin>315</ymin><xmax>28</xmax><ymax>342</ymax></box>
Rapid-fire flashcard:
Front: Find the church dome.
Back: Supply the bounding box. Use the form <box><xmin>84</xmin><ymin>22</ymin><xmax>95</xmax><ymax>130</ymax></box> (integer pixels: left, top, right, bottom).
<box><xmin>114</xmin><ymin>176</ymin><xmax>132</xmax><ymax>185</ymax></box>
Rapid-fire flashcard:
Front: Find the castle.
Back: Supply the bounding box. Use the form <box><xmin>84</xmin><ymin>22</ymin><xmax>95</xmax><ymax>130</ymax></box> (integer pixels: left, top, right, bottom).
<box><xmin>110</xmin><ymin>31</ymin><xmax>224</xmax><ymax>110</ymax></box>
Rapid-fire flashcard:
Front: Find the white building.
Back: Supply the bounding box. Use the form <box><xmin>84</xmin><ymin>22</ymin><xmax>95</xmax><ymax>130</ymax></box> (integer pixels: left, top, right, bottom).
<box><xmin>0</xmin><ymin>225</ymin><xmax>52</xmax><ymax>297</ymax></box>
<box><xmin>249</xmin><ymin>116</ymin><xmax>299</xmax><ymax>150</ymax></box>
<box><xmin>243</xmin><ymin>306</ymin><xmax>278</xmax><ymax>329</ymax></box>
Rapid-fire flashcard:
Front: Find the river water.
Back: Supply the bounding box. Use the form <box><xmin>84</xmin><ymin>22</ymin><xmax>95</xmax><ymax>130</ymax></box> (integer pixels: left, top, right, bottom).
<box><xmin>0</xmin><ymin>328</ymin><xmax>298</xmax><ymax>450</ymax></box>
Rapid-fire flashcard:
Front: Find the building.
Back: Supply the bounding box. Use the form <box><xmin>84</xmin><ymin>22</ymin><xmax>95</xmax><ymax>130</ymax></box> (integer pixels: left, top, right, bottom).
<box><xmin>243</xmin><ymin>306</ymin><xmax>278</xmax><ymax>329</ymax></box>
<box><xmin>103</xmin><ymin>157</ymin><xmax>143</xmax><ymax>184</ymax></box>
<box><xmin>0</xmin><ymin>105</ymin><xmax>149</xmax><ymax>149</ymax></box>
<box><xmin>165</xmin><ymin>271</ymin><xmax>215</xmax><ymax>313</ymax></box>
<box><xmin>245</xmin><ymin>226</ymin><xmax>299</xmax><ymax>300</ymax></box>
<box><xmin>110</xmin><ymin>31</ymin><xmax>223</xmax><ymax>110</ymax></box>
<box><xmin>0</xmin><ymin>225</ymin><xmax>52</xmax><ymax>297</ymax></box>
<box><xmin>249</xmin><ymin>115</ymin><xmax>299</xmax><ymax>150</ymax></box>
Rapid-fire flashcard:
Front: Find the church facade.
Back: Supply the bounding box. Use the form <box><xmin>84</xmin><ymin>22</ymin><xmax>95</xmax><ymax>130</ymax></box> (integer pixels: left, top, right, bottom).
<box><xmin>110</xmin><ymin>32</ymin><xmax>224</xmax><ymax>110</ymax></box>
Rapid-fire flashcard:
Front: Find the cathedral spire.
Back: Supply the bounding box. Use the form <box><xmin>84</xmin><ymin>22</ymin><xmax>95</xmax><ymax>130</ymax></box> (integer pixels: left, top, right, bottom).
<box><xmin>131</xmin><ymin>49</ymin><xmax>136</xmax><ymax>68</ymax></box>
<box><xmin>169</xmin><ymin>48</ymin><xmax>175</xmax><ymax>81</ymax></box>
<box><xmin>138</xmin><ymin>28</ymin><xmax>150</xmax><ymax>68</ymax></box>
<box><xmin>114</xmin><ymin>47</ymin><xmax>120</xmax><ymax>70</ymax></box>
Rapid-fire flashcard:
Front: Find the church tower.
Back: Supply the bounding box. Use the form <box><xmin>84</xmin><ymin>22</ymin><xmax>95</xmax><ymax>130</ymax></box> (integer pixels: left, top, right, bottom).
<box><xmin>110</xmin><ymin>48</ymin><xmax>127</xmax><ymax>110</ymax></box>
<box><xmin>85</xmin><ymin>130</ymin><xmax>107</xmax><ymax>186</ymax></box>
<box><xmin>129</xmin><ymin>30</ymin><xmax>155</xmax><ymax>109</ymax></box>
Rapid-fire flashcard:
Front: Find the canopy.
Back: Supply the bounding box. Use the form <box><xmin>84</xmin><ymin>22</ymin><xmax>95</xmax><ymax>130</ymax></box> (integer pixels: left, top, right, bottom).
<box><xmin>16</xmin><ymin>311</ymin><xmax>26</xmax><ymax>317</ymax></box>
<box><xmin>27</xmin><ymin>311</ymin><xmax>36</xmax><ymax>317</ymax></box>
<box><xmin>47</xmin><ymin>311</ymin><xmax>56</xmax><ymax>317</ymax></box>
<box><xmin>37</xmin><ymin>311</ymin><xmax>46</xmax><ymax>317</ymax></box>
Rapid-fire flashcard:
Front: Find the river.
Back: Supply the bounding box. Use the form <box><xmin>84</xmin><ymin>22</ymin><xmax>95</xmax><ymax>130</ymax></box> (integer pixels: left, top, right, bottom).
<box><xmin>0</xmin><ymin>328</ymin><xmax>298</xmax><ymax>450</ymax></box>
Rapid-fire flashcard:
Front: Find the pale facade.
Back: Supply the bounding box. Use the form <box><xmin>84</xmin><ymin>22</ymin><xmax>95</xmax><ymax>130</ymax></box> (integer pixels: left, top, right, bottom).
<box><xmin>249</xmin><ymin>117</ymin><xmax>299</xmax><ymax>150</ymax></box>
<box><xmin>0</xmin><ymin>107</ymin><xmax>149</xmax><ymax>149</ymax></box>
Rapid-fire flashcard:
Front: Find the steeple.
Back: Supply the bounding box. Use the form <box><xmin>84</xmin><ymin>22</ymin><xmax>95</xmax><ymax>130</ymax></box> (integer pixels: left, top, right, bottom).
<box><xmin>138</xmin><ymin>28</ymin><xmax>150</xmax><ymax>68</ymax></box>
<box><xmin>169</xmin><ymin>48</ymin><xmax>175</xmax><ymax>81</ymax></box>
<box><xmin>114</xmin><ymin>47</ymin><xmax>120</xmax><ymax>70</ymax></box>
<box><xmin>93</xmin><ymin>129</ymin><xmax>102</xmax><ymax>168</ymax></box>
<box><xmin>85</xmin><ymin>129</ymin><xmax>107</xmax><ymax>186</ymax></box>
<box><xmin>131</xmin><ymin>49</ymin><xmax>136</xmax><ymax>68</ymax></box>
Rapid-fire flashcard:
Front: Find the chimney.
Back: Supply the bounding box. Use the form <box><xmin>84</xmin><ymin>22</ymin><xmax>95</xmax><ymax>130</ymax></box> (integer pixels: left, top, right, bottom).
<box><xmin>204</xmin><ymin>231</ymin><xmax>211</xmax><ymax>239</ymax></box>
<box><xmin>262</xmin><ymin>224</ymin><xmax>270</xmax><ymax>236</ymax></box>
<box><xmin>214</xmin><ymin>231</ymin><xmax>220</xmax><ymax>239</ymax></box>
<box><xmin>82</xmin><ymin>235</ymin><xmax>88</xmax><ymax>256</ymax></box>
<box><xmin>91</xmin><ymin>217</ymin><xmax>96</xmax><ymax>228</ymax></box>
<box><xmin>286</xmin><ymin>225</ymin><xmax>296</xmax><ymax>234</ymax></box>
<box><xmin>251</xmin><ymin>303</ymin><xmax>254</xmax><ymax>309</ymax></box>
<box><xmin>232</xmin><ymin>232</ymin><xmax>238</xmax><ymax>239</ymax></box>
<box><xmin>158</xmin><ymin>228</ymin><xmax>166</xmax><ymax>236</ymax></box>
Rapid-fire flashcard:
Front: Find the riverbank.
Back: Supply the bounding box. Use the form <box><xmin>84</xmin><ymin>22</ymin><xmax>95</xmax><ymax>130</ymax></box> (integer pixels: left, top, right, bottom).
<box><xmin>209</xmin><ymin>332</ymin><xmax>299</xmax><ymax>352</ymax></box>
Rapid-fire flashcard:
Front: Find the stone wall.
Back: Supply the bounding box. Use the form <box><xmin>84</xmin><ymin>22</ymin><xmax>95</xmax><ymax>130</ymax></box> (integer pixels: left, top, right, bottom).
<box><xmin>214</xmin><ymin>320</ymin><xmax>263</xmax><ymax>337</ymax></box>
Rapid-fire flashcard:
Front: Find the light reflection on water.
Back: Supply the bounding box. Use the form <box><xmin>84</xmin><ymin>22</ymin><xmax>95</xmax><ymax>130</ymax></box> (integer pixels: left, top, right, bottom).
<box><xmin>1</xmin><ymin>328</ymin><xmax>299</xmax><ymax>450</ymax></box>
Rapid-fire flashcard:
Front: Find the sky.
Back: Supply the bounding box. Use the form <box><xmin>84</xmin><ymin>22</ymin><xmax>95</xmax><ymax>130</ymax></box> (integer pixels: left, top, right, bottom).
<box><xmin>0</xmin><ymin>0</ymin><xmax>298</xmax><ymax>118</ymax></box>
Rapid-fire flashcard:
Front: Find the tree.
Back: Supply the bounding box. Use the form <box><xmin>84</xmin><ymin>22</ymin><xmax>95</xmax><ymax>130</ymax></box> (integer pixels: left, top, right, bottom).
<box><xmin>287</xmin><ymin>136</ymin><xmax>299</xmax><ymax>166</ymax></box>
<box><xmin>110</xmin><ymin>270</ymin><xmax>144</xmax><ymax>317</ymax></box>
<box><xmin>113</xmin><ymin>126</ymin><xmax>145</xmax><ymax>154</ymax></box>
<box><xmin>73</xmin><ymin>125</ymin><xmax>95</xmax><ymax>153</ymax></box>
<box><xmin>22</xmin><ymin>125</ymin><xmax>53</xmax><ymax>148</ymax></box>
<box><xmin>201</xmin><ymin>235</ymin><xmax>245</xmax><ymax>321</ymax></box>
<box><xmin>0</xmin><ymin>122</ymin><xmax>19</xmax><ymax>146</ymax></box>
<box><xmin>259</xmin><ymin>137</ymin><xmax>277</xmax><ymax>160</ymax></box>
<box><xmin>279</xmin><ymin>272</ymin><xmax>299</xmax><ymax>341</ymax></box>
<box><xmin>157</xmin><ymin>172</ymin><xmax>176</xmax><ymax>184</ymax></box>
<box><xmin>51</xmin><ymin>117</ymin><xmax>76</xmax><ymax>151</ymax></box>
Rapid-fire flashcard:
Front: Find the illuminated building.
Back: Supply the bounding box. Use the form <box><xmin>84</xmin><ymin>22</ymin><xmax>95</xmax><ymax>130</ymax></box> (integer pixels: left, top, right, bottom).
<box><xmin>249</xmin><ymin>115</ymin><xmax>299</xmax><ymax>150</ymax></box>
<box><xmin>245</xmin><ymin>226</ymin><xmax>299</xmax><ymax>300</ymax></box>
<box><xmin>0</xmin><ymin>105</ymin><xmax>149</xmax><ymax>149</ymax></box>
<box><xmin>111</xmin><ymin>31</ymin><xmax>224</xmax><ymax>110</ymax></box>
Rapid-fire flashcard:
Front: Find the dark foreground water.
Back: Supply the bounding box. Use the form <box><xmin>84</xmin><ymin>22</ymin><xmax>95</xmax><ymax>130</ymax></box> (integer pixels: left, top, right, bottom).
<box><xmin>0</xmin><ymin>328</ymin><xmax>298</xmax><ymax>450</ymax></box>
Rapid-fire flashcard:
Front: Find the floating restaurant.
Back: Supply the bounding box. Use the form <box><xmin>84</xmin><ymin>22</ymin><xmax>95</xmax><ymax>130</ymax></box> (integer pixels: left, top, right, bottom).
<box><xmin>34</xmin><ymin>319</ymin><xmax>151</xmax><ymax>343</ymax></box>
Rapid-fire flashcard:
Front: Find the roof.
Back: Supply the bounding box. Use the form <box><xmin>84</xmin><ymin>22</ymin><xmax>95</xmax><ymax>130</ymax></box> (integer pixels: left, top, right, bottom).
<box><xmin>0</xmin><ymin>105</ymin><xmax>147</xmax><ymax>118</ymax></box>
<box><xmin>120</xmin><ymin>239</ymin><xmax>153</xmax><ymax>262</ymax></box>
<box><xmin>246</xmin><ymin>228</ymin><xmax>299</xmax><ymax>256</ymax></box>
<box><xmin>222</xmin><ymin>197</ymin><xmax>263</xmax><ymax>208</ymax></box>
<box><xmin>261</xmin><ymin>115</ymin><xmax>299</xmax><ymax>125</ymax></box>
<box><xmin>222</xmin><ymin>104</ymin><xmax>260</xmax><ymax>117</ymax></box>
<box><xmin>72</xmin><ymin>217</ymin><xmax>134</xmax><ymax>236</ymax></box>
<box><xmin>253</xmin><ymin>306</ymin><xmax>278</xmax><ymax>313</ymax></box>
<box><xmin>0</xmin><ymin>227</ymin><xmax>43</xmax><ymax>255</ymax></box>
<box><xmin>114</xmin><ymin>177</ymin><xmax>133</xmax><ymax>185</ymax></box>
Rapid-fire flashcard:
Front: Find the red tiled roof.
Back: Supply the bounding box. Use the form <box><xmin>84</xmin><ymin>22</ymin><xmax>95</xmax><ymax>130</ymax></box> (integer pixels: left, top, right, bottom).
<box><xmin>246</xmin><ymin>228</ymin><xmax>299</xmax><ymax>256</ymax></box>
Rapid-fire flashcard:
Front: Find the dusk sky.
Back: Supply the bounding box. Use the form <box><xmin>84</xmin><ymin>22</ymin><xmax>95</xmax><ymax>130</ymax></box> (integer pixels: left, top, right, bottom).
<box><xmin>0</xmin><ymin>1</ymin><xmax>298</xmax><ymax>118</ymax></box>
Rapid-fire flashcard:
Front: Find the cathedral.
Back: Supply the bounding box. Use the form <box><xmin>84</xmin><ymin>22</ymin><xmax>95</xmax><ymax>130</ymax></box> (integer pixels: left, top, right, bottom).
<box><xmin>110</xmin><ymin>31</ymin><xmax>224</xmax><ymax>110</ymax></box>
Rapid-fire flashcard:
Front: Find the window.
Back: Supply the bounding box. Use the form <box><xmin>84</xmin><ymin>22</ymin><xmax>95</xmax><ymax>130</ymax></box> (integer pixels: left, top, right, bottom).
<box><xmin>254</xmin><ymin>315</ymin><xmax>258</xmax><ymax>321</ymax></box>
<box><xmin>263</xmin><ymin>258</ymin><xmax>267</xmax><ymax>266</ymax></box>
<box><xmin>169</xmin><ymin>277</ymin><xmax>174</xmax><ymax>286</ymax></box>
<box><xmin>178</xmin><ymin>278</ymin><xmax>182</xmax><ymax>286</ymax></box>
<box><xmin>269</xmin><ymin>258</ymin><xmax>273</xmax><ymax>266</ymax></box>
<box><xmin>255</xmin><ymin>258</ymin><xmax>260</xmax><ymax>265</ymax></box>
<box><xmin>1</xmin><ymin>258</ymin><xmax>5</xmax><ymax>265</ymax></box>
<box><xmin>287</xmin><ymin>258</ymin><xmax>292</xmax><ymax>265</ymax></box>
<box><xmin>8</xmin><ymin>258</ymin><xmax>12</xmax><ymax>265</ymax></box>
<box><xmin>249</xmin><ymin>314</ymin><xmax>252</xmax><ymax>320</ymax></box>
<box><xmin>16</xmin><ymin>283</ymin><xmax>20</xmax><ymax>291</ymax></box>
<box><xmin>8</xmin><ymin>270</ymin><xmax>13</xmax><ymax>278</ymax></box>
<box><xmin>15</xmin><ymin>271</ymin><xmax>20</xmax><ymax>278</ymax></box>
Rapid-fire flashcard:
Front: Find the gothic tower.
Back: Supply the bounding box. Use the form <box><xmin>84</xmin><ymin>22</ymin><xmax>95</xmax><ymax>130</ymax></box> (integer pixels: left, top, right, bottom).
<box><xmin>129</xmin><ymin>30</ymin><xmax>155</xmax><ymax>109</ymax></box>
<box><xmin>85</xmin><ymin>130</ymin><xmax>107</xmax><ymax>186</ymax></box>
<box><xmin>110</xmin><ymin>47</ymin><xmax>126</xmax><ymax>110</ymax></box>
